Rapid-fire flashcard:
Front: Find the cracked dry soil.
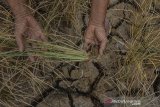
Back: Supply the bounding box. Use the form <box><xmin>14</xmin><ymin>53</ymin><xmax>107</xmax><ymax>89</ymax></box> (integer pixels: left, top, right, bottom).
<box><xmin>0</xmin><ymin>0</ymin><xmax>160</xmax><ymax>107</ymax></box>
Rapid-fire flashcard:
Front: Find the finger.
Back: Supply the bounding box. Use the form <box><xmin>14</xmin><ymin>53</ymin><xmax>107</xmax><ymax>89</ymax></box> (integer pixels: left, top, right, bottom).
<box><xmin>99</xmin><ymin>40</ymin><xmax>107</xmax><ymax>56</ymax></box>
<box><xmin>16</xmin><ymin>35</ymin><xmax>25</xmax><ymax>52</ymax></box>
<box><xmin>30</xmin><ymin>31</ymin><xmax>45</xmax><ymax>42</ymax></box>
<box><xmin>27</xmin><ymin>17</ymin><xmax>45</xmax><ymax>42</ymax></box>
<box><xmin>15</xmin><ymin>20</ymin><xmax>27</xmax><ymax>51</ymax></box>
<box><xmin>84</xmin><ymin>38</ymin><xmax>95</xmax><ymax>52</ymax></box>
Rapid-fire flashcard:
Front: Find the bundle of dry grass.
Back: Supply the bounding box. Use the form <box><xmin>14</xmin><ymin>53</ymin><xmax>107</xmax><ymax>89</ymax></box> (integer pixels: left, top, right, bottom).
<box><xmin>0</xmin><ymin>36</ymin><xmax>88</xmax><ymax>62</ymax></box>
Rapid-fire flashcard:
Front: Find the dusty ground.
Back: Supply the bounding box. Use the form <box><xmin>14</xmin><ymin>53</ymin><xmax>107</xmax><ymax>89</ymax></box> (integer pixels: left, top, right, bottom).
<box><xmin>35</xmin><ymin>1</ymin><xmax>160</xmax><ymax>107</ymax></box>
<box><xmin>0</xmin><ymin>0</ymin><xmax>160</xmax><ymax>107</ymax></box>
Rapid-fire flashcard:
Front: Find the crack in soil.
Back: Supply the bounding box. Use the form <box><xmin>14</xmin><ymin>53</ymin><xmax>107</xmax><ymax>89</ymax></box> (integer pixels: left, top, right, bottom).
<box><xmin>28</xmin><ymin>61</ymin><xmax>108</xmax><ymax>107</ymax></box>
<box><xmin>26</xmin><ymin>1</ymin><xmax>149</xmax><ymax>107</ymax></box>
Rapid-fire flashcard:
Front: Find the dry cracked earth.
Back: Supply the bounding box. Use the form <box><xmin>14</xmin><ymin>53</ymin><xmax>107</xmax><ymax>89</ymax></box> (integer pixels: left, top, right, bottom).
<box><xmin>0</xmin><ymin>0</ymin><xmax>160</xmax><ymax>107</ymax></box>
<box><xmin>31</xmin><ymin>1</ymin><xmax>160</xmax><ymax>107</ymax></box>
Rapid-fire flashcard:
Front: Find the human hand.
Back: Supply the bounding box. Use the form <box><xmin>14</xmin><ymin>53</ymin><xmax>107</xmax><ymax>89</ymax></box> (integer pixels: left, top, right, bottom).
<box><xmin>14</xmin><ymin>15</ymin><xmax>47</xmax><ymax>61</ymax></box>
<box><xmin>84</xmin><ymin>19</ymin><xmax>109</xmax><ymax>56</ymax></box>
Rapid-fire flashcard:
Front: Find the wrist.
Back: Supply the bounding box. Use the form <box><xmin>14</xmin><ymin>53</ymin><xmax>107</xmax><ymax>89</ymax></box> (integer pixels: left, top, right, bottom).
<box><xmin>7</xmin><ymin>0</ymin><xmax>32</xmax><ymax>19</ymax></box>
<box><xmin>88</xmin><ymin>19</ymin><xmax>105</xmax><ymax>27</ymax></box>
<box><xmin>14</xmin><ymin>8</ymin><xmax>32</xmax><ymax>19</ymax></box>
<box><xmin>15</xmin><ymin>13</ymin><xmax>32</xmax><ymax>20</ymax></box>
<box><xmin>88</xmin><ymin>22</ymin><xmax>105</xmax><ymax>28</ymax></box>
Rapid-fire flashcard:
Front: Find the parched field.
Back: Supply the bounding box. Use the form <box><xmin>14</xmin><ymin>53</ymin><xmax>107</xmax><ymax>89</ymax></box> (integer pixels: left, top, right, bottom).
<box><xmin>0</xmin><ymin>0</ymin><xmax>160</xmax><ymax>107</ymax></box>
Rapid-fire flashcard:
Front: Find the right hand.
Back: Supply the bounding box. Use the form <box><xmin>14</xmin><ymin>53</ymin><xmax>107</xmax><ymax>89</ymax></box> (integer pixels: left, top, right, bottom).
<box><xmin>84</xmin><ymin>24</ymin><xmax>107</xmax><ymax>56</ymax></box>
<box><xmin>14</xmin><ymin>15</ymin><xmax>47</xmax><ymax>61</ymax></box>
<box><xmin>84</xmin><ymin>18</ymin><xmax>109</xmax><ymax>56</ymax></box>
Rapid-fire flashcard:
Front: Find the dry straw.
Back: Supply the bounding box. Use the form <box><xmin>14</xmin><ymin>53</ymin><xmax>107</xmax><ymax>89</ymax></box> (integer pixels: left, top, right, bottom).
<box><xmin>0</xmin><ymin>37</ymin><xmax>89</xmax><ymax>62</ymax></box>
<box><xmin>112</xmin><ymin>0</ymin><xmax>160</xmax><ymax>98</ymax></box>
